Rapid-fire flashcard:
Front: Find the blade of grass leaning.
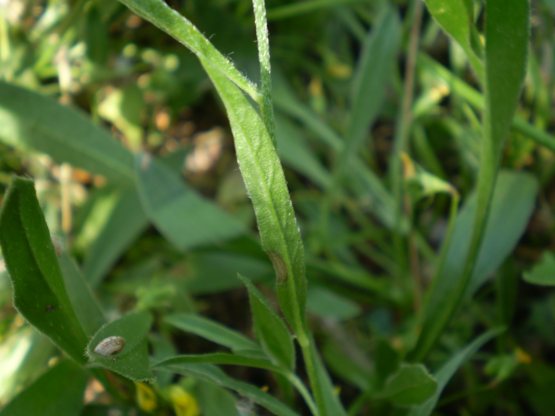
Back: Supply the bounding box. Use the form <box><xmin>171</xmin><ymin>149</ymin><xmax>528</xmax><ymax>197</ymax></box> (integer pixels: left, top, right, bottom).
<box><xmin>0</xmin><ymin>178</ymin><xmax>88</xmax><ymax>363</ymax></box>
<box><xmin>424</xmin><ymin>0</ymin><xmax>483</xmax><ymax>78</ymax></box>
<box><xmin>338</xmin><ymin>6</ymin><xmax>401</xmax><ymax>172</ymax></box>
<box><xmin>0</xmin><ymin>81</ymin><xmax>134</xmax><ymax>184</ymax></box>
<box><xmin>117</xmin><ymin>0</ymin><xmax>259</xmax><ymax>101</ymax></box>
<box><xmin>411</xmin><ymin>0</ymin><xmax>529</xmax><ymax>360</ymax></box>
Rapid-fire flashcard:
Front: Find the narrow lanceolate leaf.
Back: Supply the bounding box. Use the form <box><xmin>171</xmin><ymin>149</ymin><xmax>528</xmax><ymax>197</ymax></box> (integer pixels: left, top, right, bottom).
<box><xmin>411</xmin><ymin>0</ymin><xmax>529</xmax><ymax>360</ymax></box>
<box><xmin>239</xmin><ymin>275</ymin><xmax>295</xmax><ymax>370</ymax></box>
<box><xmin>117</xmin><ymin>0</ymin><xmax>259</xmax><ymax>101</ymax></box>
<box><xmin>154</xmin><ymin>352</ymin><xmax>280</xmax><ymax>373</ymax></box>
<box><xmin>0</xmin><ymin>360</ymin><xmax>88</xmax><ymax>416</ymax></box>
<box><xmin>0</xmin><ymin>178</ymin><xmax>88</xmax><ymax>363</ymax></box>
<box><xmin>340</xmin><ymin>6</ymin><xmax>401</xmax><ymax>169</ymax></box>
<box><xmin>158</xmin><ymin>363</ymin><xmax>299</xmax><ymax>416</ymax></box>
<box><xmin>0</xmin><ymin>82</ymin><xmax>134</xmax><ymax>184</ymax></box>
<box><xmin>135</xmin><ymin>154</ymin><xmax>245</xmax><ymax>251</ymax></box>
<box><xmin>58</xmin><ymin>253</ymin><xmax>106</xmax><ymax>336</ymax></box>
<box><xmin>421</xmin><ymin>171</ymin><xmax>537</xmax><ymax>327</ymax></box>
<box><xmin>165</xmin><ymin>313</ymin><xmax>259</xmax><ymax>352</ymax></box>
<box><xmin>86</xmin><ymin>311</ymin><xmax>153</xmax><ymax>381</ymax></box>
<box><xmin>202</xmin><ymin>62</ymin><xmax>308</xmax><ymax>337</ymax></box>
<box><xmin>424</xmin><ymin>0</ymin><xmax>483</xmax><ymax>77</ymax></box>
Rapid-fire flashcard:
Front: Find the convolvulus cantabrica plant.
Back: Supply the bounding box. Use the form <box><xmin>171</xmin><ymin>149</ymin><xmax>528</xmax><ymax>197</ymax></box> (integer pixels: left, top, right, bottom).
<box><xmin>1</xmin><ymin>0</ymin><xmax>552</xmax><ymax>414</ymax></box>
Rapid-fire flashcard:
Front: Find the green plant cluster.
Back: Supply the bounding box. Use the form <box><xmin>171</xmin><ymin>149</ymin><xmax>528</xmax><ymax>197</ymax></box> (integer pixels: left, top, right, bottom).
<box><xmin>0</xmin><ymin>0</ymin><xmax>554</xmax><ymax>415</ymax></box>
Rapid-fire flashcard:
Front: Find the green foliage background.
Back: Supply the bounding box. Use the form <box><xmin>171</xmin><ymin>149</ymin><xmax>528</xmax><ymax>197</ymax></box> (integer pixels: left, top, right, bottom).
<box><xmin>0</xmin><ymin>0</ymin><xmax>554</xmax><ymax>415</ymax></box>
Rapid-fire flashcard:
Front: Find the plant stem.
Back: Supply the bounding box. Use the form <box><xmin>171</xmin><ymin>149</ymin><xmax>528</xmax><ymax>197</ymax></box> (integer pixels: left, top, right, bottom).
<box><xmin>252</xmin><ymin>0</ymin><xmax>276</xmax><ymax>144</ymax></box>
<box><xmin>390</xmin><ymin>0</ymin><xmax>423</xmax><ymax>279</ymax></box>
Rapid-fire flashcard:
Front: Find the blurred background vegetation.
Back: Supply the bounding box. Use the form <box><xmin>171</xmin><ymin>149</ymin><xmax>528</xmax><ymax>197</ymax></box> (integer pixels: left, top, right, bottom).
<box><xmin>1</xmin><ymin>0</ymin><xmax>555</xmax><ymax>414</ymax></box>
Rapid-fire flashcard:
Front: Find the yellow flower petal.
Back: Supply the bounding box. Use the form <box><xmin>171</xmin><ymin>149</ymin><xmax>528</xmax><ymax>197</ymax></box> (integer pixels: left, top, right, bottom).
<box><xmin>135</xmin><ymin>382</ymin><xmax>157</xmax><ymax>412</ymax></box>
<box><xmin>169</xmin><ymin>385</ymin><xmax>200</xmax><ymax>416</ymax></box>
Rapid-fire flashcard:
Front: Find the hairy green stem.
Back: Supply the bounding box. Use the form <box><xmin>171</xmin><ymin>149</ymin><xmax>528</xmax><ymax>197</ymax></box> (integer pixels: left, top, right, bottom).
<box><xmin>252</xmin><ymin>0</ymin><xmax>276</xmax><ymax>143</ymax></box>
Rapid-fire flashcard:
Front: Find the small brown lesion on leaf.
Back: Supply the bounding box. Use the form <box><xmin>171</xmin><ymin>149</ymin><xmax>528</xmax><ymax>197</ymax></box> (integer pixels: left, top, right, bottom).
<box><xmin>45</xmin><ymin>304</ymin><xmax>57</xmax><ymax>313</ymax></box>
<box><xmin>268</xmin><ymin>252</ymin><xmax>288</xmax><ymax>284</ymax></box>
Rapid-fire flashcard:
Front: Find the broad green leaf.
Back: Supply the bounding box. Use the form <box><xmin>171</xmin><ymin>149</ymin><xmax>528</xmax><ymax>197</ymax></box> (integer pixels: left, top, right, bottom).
<box><xmin>154</xmin><ymin>352</ymin><xmax>279</xmax><ymax>372</ymax></box>
<box><xmin>0</xmin><ymin>178</ymin><xmax>88</xmax><ymax>363</ymax></box>
<box><xmin>86</xmin><ymin>311</ymin><xmax>153</xmax><ymax>381</ymax></box>
<box><xmin>424</xmin><ymin>0</ymin><xmax>483</xmax><ymax>76</ymax></box>
<box><xmin>58</xmin><ymin>253</ymin><xmax>106</xmax><ymax>336</ymax></box>
<box><xmin>0</xmin><ymin>81</ymin><xmax>134</xmax><ymax>184</ymax></box>
<box><xmin>135</xmin><ymin>154</ymin><xmax>245</xmax><ymax>251</ymax></box>
<box><xmin>409</xmin><ymin>328</ymin><xmax>502</xmax><ymax>416</ymax></box>
<box><xmin>340</xmin><ymin>6</ymin><xmax>401</xmax><ymax>169</ymax></box>
<box><xmin>165</xmin><ymin>313</ymin><xmax>259</xmax><ymax>352</ymax></box>
<box><xmin>157</xmin><ymin>363</ymin><xmax>299</xmax><ymax>416</ymax></box>
<box><xmin>523</xmin><ymin>252</ymin><xmax>555</xmax><ymax>286</ymax></box>
<box><xmin>381</xmin><ymin>364</ymin><xmax>437</xmax><ymax>407</ymax></box>
<box><xmin>0</xmin><ymin>360</ymin><xmax>88</xmax><ymax>416</ymax></box>
<box><xmin>449</xmin><ymin>171</ymin><xmax>536</xmax><ymax>295</ymax></box>
<box><xmin>202</xmin><ymin>63</ymin><xmax>307</xmax><ymax>336</ymax></box>
<box><xmin>82</xmin><ymin>187</ymin><xmax>148</xmax><ymax>287</ymax></box>
<box><xmin>239</xmin><ymin>275</ymin><xmax>295</xmax><ymax>370</ymax></box>
<box><xmin>117</xmin><ymin>0</ymin><xmax>258</xmax><ymax>100</ymax></box>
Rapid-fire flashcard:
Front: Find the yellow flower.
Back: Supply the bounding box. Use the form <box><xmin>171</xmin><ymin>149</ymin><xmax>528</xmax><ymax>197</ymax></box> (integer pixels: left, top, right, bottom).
<box><xmin>135</xmin><ymin>382</ymin><xmax>157</xmax><ymax>412</ymax></box>
<box><xmin>169</xmin><ymin>385</ymin><xmax>200</xmax><ymax>416</ymax></box>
